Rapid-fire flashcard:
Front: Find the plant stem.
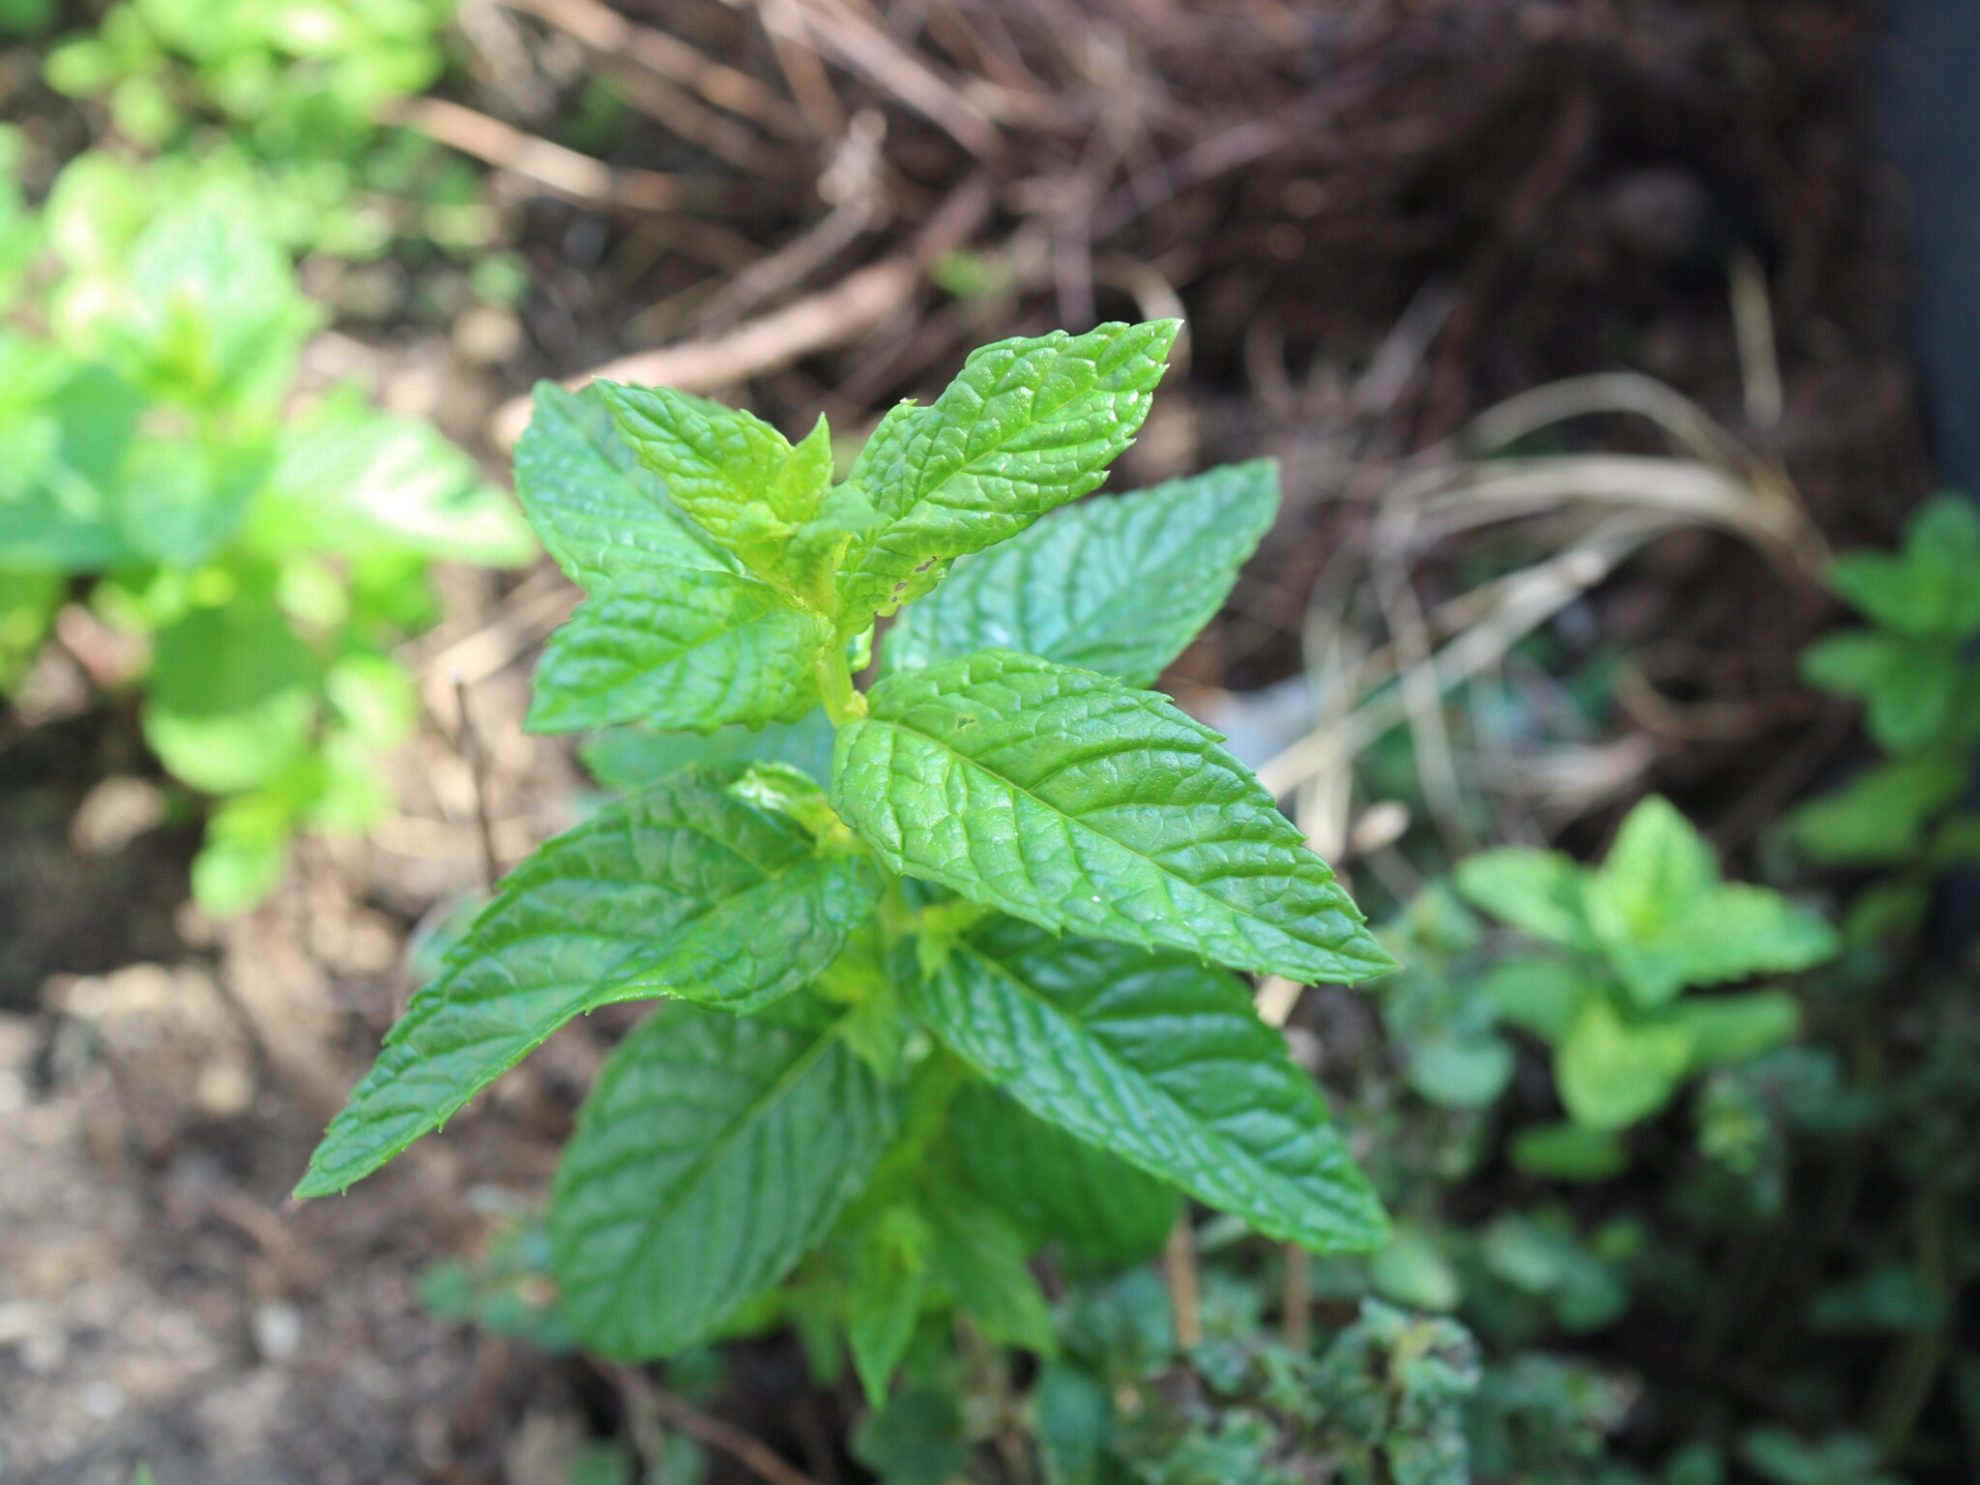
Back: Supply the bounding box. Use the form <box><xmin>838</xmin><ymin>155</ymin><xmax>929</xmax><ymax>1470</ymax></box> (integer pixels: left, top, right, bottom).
<box><xmin>1164</xmin><ymin>1215</ymin><xmax>1203</xmax><ymax>1349</ymax></box>
<box><xmin>815</xmin><ymin>651</ymin><xmax>865</xmax><ymax>724</ymax></box>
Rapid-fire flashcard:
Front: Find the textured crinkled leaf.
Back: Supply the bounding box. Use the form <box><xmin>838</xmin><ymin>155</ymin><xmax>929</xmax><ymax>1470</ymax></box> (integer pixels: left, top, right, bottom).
<box><xmin>912</xmin><ymin>920</ymin><xmax>1387</xmax><ymax>1253</ymax></box>
<box><xmin>952</xmin><ymin>1083</ymin><xmax>1179</xmax><ymax>1269</ymax></box>
<box><xmin>1452</xmin><ymin>848</ymin><xmax>1591</xmax><ymax>950</ymax></box>
<box><xmin>551</xmin><ymin>1007</ymin><xmax>895</xmax><ymax>1359</ymax></box>
<box><xmin>598</xmin><ymin>381</ymin><xmax>826</xmax><ymax>564</ymax></box>
<box><xmin>528</xmin><ymin>566</ymin><xmax>828</xmax><ymax>734</ymax></box>
<box><xmin>882</xmin><ymin>460</ymin><xmax>1279</xmax><ymax>685</ymax></box>
<box><xmin>833</xmin><ymin>650</ymin><xmax>1392</xmax><ymax>985</ymax></box>
<box><xmin>295</xmin><ymin>769</ymin><xmax>881</xmax><ymax>1197</ymax></box>
<box><xmin>1556</xmin><ymin>1001</ymin><xmax>1693</xmax><ymax>1130</ymax></box>
<box><xmin>829</xmin><ymin>321</ymin><xmax>1179</xmax><ymax>624</ymax></box>
<box><xmin>515</xmin><ymin>383</ymin><xmax>735</xmax><ymax>586</ymax></box>
<box><xmin>582</xmin><ymin>711</ymin><xmax>838</xmax><ymax>792</ymax></box>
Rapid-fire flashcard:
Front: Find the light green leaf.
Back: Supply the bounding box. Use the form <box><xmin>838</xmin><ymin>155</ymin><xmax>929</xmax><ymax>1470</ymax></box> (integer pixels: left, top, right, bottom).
<box><xmin>144</xmin><ymin>593</ymin><xmax>318</xmax><ymax>795</ymax></box>
<box><xmin>191</xmin><ymin>791</ymin><xmax>296</xmax><ymax>917</ymax></box>
<box><xmin>1789</xmin><ymin>757</ymin><xmax>1967</xmax><ymax>865</ymax></box>
<box><xmin>1405</xmin><ymin>1035</ymin><xmax>1513</xmax><ymax>1110</ymax></box>
<box><xmin>1802</xmin><ymin>629</ymin><xmax>1962</xmax><ymax>754</ymax></box>
<box><xmin>911</xmin><ymin>919</ymin><xmax>1387</xmax><ymax>1254</ymax></box>
<box><xmin>259</xmin><ymin>402</ymin><xmax>534</xmax><ymax>566</ymax></box>
<box><xmin>598</xmin><ymin>381</ymin><xmax>827</xmax><ymax>567</ymax></box>
<box><xmin>1556</xmin><ymin>1001</ymin><xmax>1693</xmax><ymax>1130</ymax></box>
<box><xmin>1479</xmin><ymin>958</ymin><xmax>1601</xmax><ymax>1044</ymax></box>
<box><xmin>1368</xmin><ymin>1223</ymin><xmax>1462</xmax><ymax>1313</ymax></box>
<box><xmin>513</xmin><ymin>382</ymin><xmax>735</xmax><ymax>587</ymax></box>
<box><xmin>833</xmin><ymin>649</ymin><xmax>1393</xmax><ymax>985</ymax></box>
<box><xmin>582</xmin><ymin>711</ymin><xmax>838</xmax><ymax>793</ymax></box>
<box><xmin>1452</xmin><ymin>848</ymin><xmax>1591</xmax><ymax>950</ymax></box>
<box><xmin>951</xmin><ymin>1083</ymin><xmax>1179</xmax><ymax>1269</ymax></box>
<box><xmin>827</xmin><ymin>321</ymin><xmax>1179</xmax><ymax>626</ymax></box>
<box><xmin>882</xmin><ymin>460</ymin><xmax>1279</xmax><ymax>685</ymax></box>
<box><xmin>1673</xmin><ymin>888</ymin><xmax>1837</xmax><ymax>990</ymax></box>
<box><xmin>552</xmin><ymin>1006</ymin><xmax>896</xmax><ymax>1359</ymax></box>
<box><xmin>1828</xmin><ymin>494</ymin><xmax>1980</xmax><ymax>638</ymax></box>
<box><xmin>1661</xmin><ymin>990</ymin><xmax>1800</xmax><ymax>1071</ymax></box>
<box><xmin>1585</xmin><ymin>798</ymin><xmax>1836</xmax><ymax>1005</ymax></box>
<box><xmin>528</xmin><ymin>566</ymin><xmax>828</xmax><ymax>734</ymax></box>
<box><xmin>295</xmin><ymin>768</ymin><xmax>882</xmax><ymax>1197</ymax></box>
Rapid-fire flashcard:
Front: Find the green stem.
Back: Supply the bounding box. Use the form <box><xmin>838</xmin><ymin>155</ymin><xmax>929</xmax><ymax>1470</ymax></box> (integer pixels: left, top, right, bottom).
<box><xmin>815</xmin><ymin>651</ymin><xmax>864</xmax><ymax>725</ymax></box>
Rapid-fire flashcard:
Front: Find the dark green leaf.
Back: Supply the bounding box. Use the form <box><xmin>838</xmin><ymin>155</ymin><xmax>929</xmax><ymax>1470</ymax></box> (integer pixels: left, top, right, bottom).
<box><xmin>295</xmin><ymin>768</ymin><xmax>882</xmax><ymax>1196</ymax></box>
<box><xmin>551</xmin><ymin>1006</ymin><xmax>895</xmax><ymax>1358</ymax></box>
<box><xmin>912</xmin><ymin>920</ymin><xmax>1387</xmax><ymax>1253</ymax></box>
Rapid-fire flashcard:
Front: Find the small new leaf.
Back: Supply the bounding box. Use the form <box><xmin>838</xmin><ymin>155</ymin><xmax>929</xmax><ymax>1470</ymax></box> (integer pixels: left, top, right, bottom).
<box><xmin>882</xmin><ymin>460</ymin><xmax>1280</xmax><ymax>685</ymax></box>
<box><xmin>528</xmin><ymin>566</ymin><xmax>829</xmax><ymax>734</ymax></box>
<box><xmin>599</xmin><ymin>381</ymin><xmax>830</xmax><ymax>570</ymax></box>
<box><xmin>295</xmin><ymin>768</ymin><xmax>881</xmax><ymax>1197</ymax></box>
<box><xmin>827</xmin><ymin>321</ymin><xmax>1180</xmax><ymax>627</ymax></box>
<box><xmin>833</xmin><ymin>649</ymin><xmax>1393</xmax><ymax>985</ymax></box>
<box><xmin>912</xmin><ymin>920</ymin><xmax>1388</xmax><ymax>1254</ymax></box>
<box><xmin>551</xmin><ymin>1006</ymin><xmax>896</xmax><ymax>1359</ymax></box>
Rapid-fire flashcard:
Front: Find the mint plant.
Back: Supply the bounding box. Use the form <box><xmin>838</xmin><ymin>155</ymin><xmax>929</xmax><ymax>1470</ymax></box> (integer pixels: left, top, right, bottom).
<box><xmin>1452</xmin><ymin>796</ymin><xmax>1837</xmax><ymax>1177</ymax></box>
<box><xmin>0</xmin><ymin>177</ymin><xmax>531</xmax><ymax>912</ymax></box>
<box><xmin>1787</xmin><ymin>493</ymin><xmax>1980</xmax><ymax>939</ymax></box>
<box><xmin>298</xmin><ymin>320</ymin><xmax>1397</xmax><ymax>1393</ymax></box>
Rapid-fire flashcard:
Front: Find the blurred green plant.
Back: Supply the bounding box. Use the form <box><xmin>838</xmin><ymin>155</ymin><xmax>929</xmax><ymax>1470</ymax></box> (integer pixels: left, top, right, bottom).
<box><xmin>1450</xmin><ymin>795</ymin><xmax>1837</xmax><ymax>1176</ymax></box>
<box><xmin>0</xmin><ymin>159</ymin><xmax>532</xmax><ymax>913</ymax></box>
<box><xmin>38</xmin><ymin>0</ymin><xmax>487</xmax><ymax>262</ymax></box>
<box><xmin>1786</xmin><ymin>493</ymin><xmax>1980</xmax><ymax>940</ymax></box>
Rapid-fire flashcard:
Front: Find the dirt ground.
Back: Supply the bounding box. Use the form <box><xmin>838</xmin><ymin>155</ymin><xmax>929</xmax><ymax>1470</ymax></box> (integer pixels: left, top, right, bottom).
<box><xmin>0</xmin><ymin>1</ymin><xmax>1940</xmax><ymax>1480</ymax></box>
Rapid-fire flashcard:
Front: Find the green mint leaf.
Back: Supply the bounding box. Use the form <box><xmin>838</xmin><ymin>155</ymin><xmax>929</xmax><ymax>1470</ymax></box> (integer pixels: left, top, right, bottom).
<box><xmin>911</xmin><ymin>919</ymin><xmax>1388</xmax><ymax>1254</ymax></box>
<box><xmin>515</xmin><ymin>382</ymin><xmax>736</xmax><ymax>586</ymax></box>
<box><xmin>1660</xmin><ymin>990</ymin><xmax>1799</xmax><ymax>1071</ymax></box>
<box><xmin>1556</xmin><ymin>1000</ymin><xmax>1693</xmax><ymax>1130</ymax></box>
<box><xmin>582</xmin><ymin>711</ymin><xmax>838</xmax><ymax>793</ymax></box>
<box><xmin>833</xmin><ymin>650</ymin><xmax>1393</xmax><ymax>985</ymax></box>
<box><xmin>1800</xmin><ymin>629</ymin><xmax>1961</xmax><ymax>754</ymax></box>
<box><xmin>1583</xmin><ymin>798</ymin><xmax>1836</xmax><ymax>1005</ymax></box>
<box><xmin>1827</xmin><ymin>494</ymin><xmax>1980</xmax><ymax>638</ymax></box>
<box><xmin>263</xmin><ymin>401</ymin><xmax>533</xmax><ymax>567</ymax></box>
<box><xmin>924</xmin><ymin>1192</ymin><xmax>1056</xmax><ymax>1354</ymax></box>
<box><xmin>1452</xmin><ymin>848</ymin><xmax>1592</xmax><ymax>950</ymax></box>
<box><xmin>551</xmin><ymin>1006</ymin><xmax>896</xmax><ymax>1359</ymax></box>
<box><xmin>881</xmin><ymin>459</ymin><xmax>1280</xmax><ymax>685</ymax></box>
<box><xmin>951</xmin><ymin>1083</ymin><xmax>1179</xmax><ymax>1269</ymax></box>
<box><xmin>1788</xmin><ymin>757</ymin><xmax>1967</xmax><ymax>865</ymax></box>
<box><xmin>829</xmin><ymin>321</ymin><xmax>1180</xmax><ymax>626</ymax></box>
<box><xmin>598</xmin><ymin>381</ymin><xmax>828</xmax><ymax>569</ymax></box>
<box><xmin>1508</xmin><ymin>1122</ymin><xmax>1629</xmax><ymax>1182</ymax></box>
<box><xmin>294</xmin><ymin>768</ymin><xmax>882</xmax><ymax>1197</ymax></box>
<box><xmin>527</xmin><ymin>566</ymin><xmax>829</xmax><ymax>734</ymax></box>
<box><xmin>848</xmin><ymin>1204</ymin><xmax>933</xmax><ymax>1403</ymax></box>
<box><xmin>144</xmin><ymin>590</ymin><xmax>317</xmax><ymax>795</ymax></box>
<box><xmin>1477</xmin><ymin>958</ymin><xmax>1602</xmax><ymax>1044</ymax></box>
